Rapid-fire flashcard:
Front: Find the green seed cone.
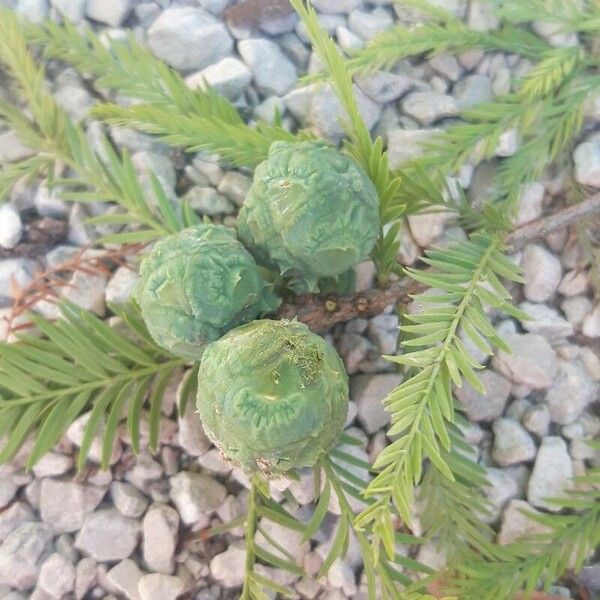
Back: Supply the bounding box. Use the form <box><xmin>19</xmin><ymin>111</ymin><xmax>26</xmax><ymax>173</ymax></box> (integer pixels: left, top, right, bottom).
<box><xmin>196</xmin><ymin>319</ymin><xmax>349</xmax><ymax>476</ymax></box>
<box><xmin>136</xmin><ymin>224</ymin><xmax>280</xmax><ymax>360</ymax></box>
<box><xmin>237</xmin><ymin>141</ymin><xmax>380</xmax><ymax>293</ymax></box>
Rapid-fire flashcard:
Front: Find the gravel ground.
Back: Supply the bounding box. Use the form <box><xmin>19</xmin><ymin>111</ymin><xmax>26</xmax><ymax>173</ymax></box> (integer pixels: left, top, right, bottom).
<box><xmin>0</xmin><ymin>0</ymin><xmax>599</xmax><ymax>599</ymax></box>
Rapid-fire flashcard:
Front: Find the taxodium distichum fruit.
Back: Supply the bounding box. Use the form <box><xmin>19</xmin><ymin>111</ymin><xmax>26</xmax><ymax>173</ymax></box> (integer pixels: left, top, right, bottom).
<box><xmin>196</xmin><ymin>319</ymin><xmax>349</xmax><ymax>476</ymax></box>
<box><xmin>136</xmin><ymin>224</ymin><xmax>279</xmax><ymax>360</ymax></box>
<box><xmin>237</xmin><ymin>140</ymin><xmax>380</xmax><ymax>292</ymax></box>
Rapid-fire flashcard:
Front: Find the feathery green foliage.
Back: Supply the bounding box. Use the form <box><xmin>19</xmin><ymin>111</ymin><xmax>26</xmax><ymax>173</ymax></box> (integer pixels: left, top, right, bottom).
<box><xmin>0</xmin><ymin>9</ymin><xmax>200</xmax><ymax>242</ymax></box>
<box><xmin>356</xmin><ymin>232</ymin><xmax>527</xmax><ymax>554</ymax></box>
<box><xmin>0</xmin><ymin>302</ymin><xmax>193</xmax><ymax>470</ymax></box>
<box><xmin>27</xmin><ymin>19</ymin><xmax>301</xmax><ymax>167</ymax></box>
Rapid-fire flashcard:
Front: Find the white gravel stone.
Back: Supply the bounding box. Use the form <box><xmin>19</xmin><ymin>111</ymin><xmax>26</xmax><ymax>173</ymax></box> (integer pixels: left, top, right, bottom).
<box><xmin>367</xmin><ymin>314</ymin><xmax>398</xmax><ymax>355</ymax></box>
<box><xmin>34</xmin><ymin>184</ymin><xmax>67</xmax><ymax>218</ymax></box>
<box><xmin>561</xmin><ymin>295</ymin><xmax>592</xmax><ymax>329</ymax></box>
<box><xmin>105</xmin><ymin>266</ymin><xmax>139</xmax><ymax>305</ymax></box>
<box><xmin>574</xmin><ymin>136</ymin><xmax>600</xmax><ymax>187</ymax></box>
<box><xmin>309</xmin><ymin>84</ymin><xmax>380</xmax><ymax>142</ymax></box>
<box><xmin>0</xmin><ymin>204</ymin><xmax>23</xmax><ymax>249</ymax></box>
<box><xmin>107</xmin><ymin>559</ymin><xmax>142</xmax><ymax>600</ymax></box>
<box><xmin>16</xmin><ymin>0</ymin><xmax>49</xmax><ymax>23</ymax></box>
<box><xmin>582</xmin><ymin>304</ymin><xmax>600</xmax><ymax>337</ymax></box>
<box><xmin>521</xmin><ymin>243</ymin><xmax>562</xmax><ymax>302</ymax></box>
<box><xmin>40</xmin><ymin>479</ymin><xmax>106</xmax><ymax>534</ymax></box>
<box><xmin>312</xmin><ymin>0</ymin><xmax>362</xmax><ymax>13</ymax></box>
<box><xmin>327</xmin><ymin>559</ymin><xmax>357</xmax><ymax>596</ymax></box>
<box><xmin>143</xmin><ymin>504</ymin><xmax>179</xmax><ymax>574</ymax></box>
<box><xmin>430</xmin><ymin>53</ymin><xmax>463</xmax><ymax>82</ymax></box>
<box><xmin>497</xmin><ymin>500</ymin><xmax>551</xmax><ymax>545</ymax></box>
<box><xmin>0</xmin><ymin>258</ymin><xmax>37</xmax><ymax>299</ymax></box>
<box><xmin>38</xmin><ymin>553</ymin><xmax>75</xmax><ymax>599</ymax></box>
<box><xmin>31</xmin><ymin>452</ymin><xmax>73</xmax><ymax>478</ymax></box>
<box><xmin>238</xmin><ymin>38</ymin><xmax>297</xmax><ymax>96</ymax></box>
<box><xmin>62</xmin><ymin>268</ymin><xmax>108</xmax><ymax>317</ymax></box>
<box><xmin>74</xmin><ymin>557</ymin><xmax>97</xmax><ymax>600</ymax></box>
<box><xmin>407</xmin><ymin>210</ymin><xmax>453</xmax><ymax>247</ymax></box>
<box><xmin>67</xmin><ymin>411</ymin><xmax>121</xmax><ymax>465</ymax></box>
<box><xmin>137</xmin><ymin>574</ymin><xmax>185</xmax><ymax>600</ymax></box>
<box><xmin>468</xmin><ymin>0</ymin><xmax>500</xmax><ymax>31</ymax></box>
<box><xmin>348</xmin><ymin>8</ymin><xmax>393</xmax><ymax>40</ymax></box>
<box><xmin>0</xmin><ymin>502</ymin><xmax>35</xmax><ymax>541</ymax></box>
<box><xmin>0</xmin><ymin>478</ymin><xmax>18</xmax><ymax>509</ymax></box>
<box><xmin>493</xmin><ymin>332</ymin><xmax>558</xmax><ymax>389</ymax></box>
<box><xmin>518</xmin><ymin>302</ymin><xmax>573</xmax><ymax>340</ymax></box>
<box><xmin>336</xmin><ymin>25</ymin><xmax>363</xmax><ymax>51</ymax></box>
<box><xmin>210</xmin><ymin>546</ymin><xmax>246</xmax><ymax>587</ymax></box>
<box><xmin>86</xmin><ymin>0</ymin><xmax>132</xmax><ymax>26</ymax></box>
<box><xmin>50</xmin><ymin>0</ymin><xmax>86</xmax><ymax>22</ymax></box>
<box><xmin>184</xmin><ymin>187</ymin><xmax>235</xmax><ymax>216</ymax></box>
<box><xmin>178</xmin><ymin>399</ymin><xmax>211</xmax><ymax>457</ymax></box>
<box><xmin>75</xmin><ymin>509</ymin><xmax>140</xmax><ymax>561</ymax></box>
<box><xmin>527</xmin><ymin>436</ymin><xmax>573</xmax><ymax>511</ymax></box>
<box><xmin>197</xmin><ymin>448</ymin><xmax>233</xmax><ymax>475</ymax></box>
<box><xmin>482</xmin><ymin>467</ymin><xmax>522</xmax><ymax>523</ymax></box>
<box><xmin>217</xmin><ymin>172</ymin><xmax>251</xmax><ymax>206</ymax></box>
<box><xmin>356</xmin><ymin>71</ymin><xmax>413</xmax><ymax>103</ymax></box>
<box><xmin>401</xmin><ymin>92</ymin><xmax>458</xmax><ymax>126</ymax></box>
<box><xmin>169</xmin><ymin>472</ymin><xmax>226</xmax><ymax>525</ymax></box>
<box><xmin>455</xmin><ymin>369</ymin><xmax>511</xmax><ymax>422</ymax></box>
<box><xmin>453</xmin><ymin>74</ymin><xmax>492</xmax><ymax>109</ymax></box>
<box><xmin>387</xmin><ymin>128</ymin><xmax>443</xmax><ymax>168</ymax></box>
<box><xmin>110</xmin><ymin>481</ymin><xmax>149</xmax><ymax>518</ymax></box>
<box><xmin>350</xmin><ymin>373</ymin><xmax>399</xmax><ymax>433</ymax></box>
<box><xmin>0</xmin><ymin>522</ymin><xmax>53</xmax><ymax>591</ymax></box>
<box><xmin>545</xmin><ymin>361</ymin><xmax>599</xmax><ymax>425</ymax></box>
<box><xmin>186</xmin><ymin>57</ymin><xmax>251</xmax><ymax>100</ymax></box>
<box><xmin>558</xmin><ymin>269</ymin><xmax>589</xmax><ymax>296</ymax></box>
<box><xmin>148</xmin><ymin>7</ymin><xmax>233</xmax><ymax>71</ymax></box>
<box><xmin>515</xmin><ymin>182</ymin><xmax>544</xmax><ymax>226</ymax></box>
<box><xmin>492</xmin><ymin>418</ymin><xmax>537</xmax><ymax>466</ymax></box>
<box><xmin>522</xmin><ymin>404</ymin><xmax>551</xmax><ymax>437</ymax></box>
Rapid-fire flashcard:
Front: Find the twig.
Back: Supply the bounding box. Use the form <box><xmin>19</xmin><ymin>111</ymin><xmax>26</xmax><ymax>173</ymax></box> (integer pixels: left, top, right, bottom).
<box><xmin>506</xmin><ymin>192</ymin><xmax>600</xmax><ymax>250</ymax></box>
<box><xmin>281</xmin><ymin>194</ymin><xmax>600</xmax><ymax>331</ymax></box>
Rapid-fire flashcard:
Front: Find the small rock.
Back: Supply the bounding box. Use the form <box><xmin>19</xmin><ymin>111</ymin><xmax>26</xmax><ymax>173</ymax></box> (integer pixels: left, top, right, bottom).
<box><xmin>0</xmin><ymin>503</ymin><xmax>35</xmax><ymax>541</ymax></box>
<box><xmin>574</xmin><ymin>136</ymin><xmax>600</xmax><ymax>187</ymax></box>
<box><xmin>336</xmin><ymin>25</ymin><xmax>363</xmax><ymax>51</ymax></box>
<box><xmin>0</xmin><ymin>258</ymin><xmax>37</xmax><ymax>299</ymax></box>
<box><xmin>143</xmin><ymin>504</ymin><xmax>179</xmax><ymax>574</ymax></box>
<box><xmin>75</xmin><ymin>509</ymin><xmax>139</xmax><ymax>561</ymax></box>
<box><xmin>387</xmin><ymin>128</ymin><xmax>442</xmax><ymax>169</ymax></box>
<box><xmin>74</xmin><ymin>557</ymin><xmax>97</xmax><ymax>600</ymax></box>
<box><xmin>50</xmin><ymin>0</ymin><xmax>86</xmax><ymax>22</ymax></box>
<box><xmin>430</xmin><ymin>53</ymin><xmax>463</xmax><ymax>82</ymax></box>
<box><xmin>518</xmin><ymin>302</ymin><xmax>573</xmax><ymax>340</ymax></box>
<box><xmin>309</xmin><ymin>84</ymin><xmax>380</xmax><ymax>142</ymax></box>
<box><xmin>515</xmin><ymin>182</ymin><xmax>543</xmax><ymax>226</ymax></box>
<box><xmin>493</xmin><ymin>332</ymin><xmax>558</xmax><ymax>389</ymax></box>
<box><xmin>0</xmin><ymin>478</ymin><xmax>18</xmax><ymax>509</ymax></box>
<box><xmin>367</xmin><ymin>314</ymin><xmax>398</xmax><ymax>355</ymax></box>
<box><xmin>527</xmin><ymin>436</ymin><xmax>573</xmax><ymax>511</ymax></box>
<box><xmin>400</xmin><ymin>92</ymin><xmax>458</xmax><ymax>126</ymax></box>
<box><xmin>197</xmin><ymin>448</ymin><xmax>233</xmax><ymax>475</ymax></box>
<box><xmin>0</xmin><ymin>205</ymin><xmax>23</xmax><ymax>249</ymax></box>
<box><xmin>169</xmin><ymin>472</ymin><xmax>226</xmax><ymax>525</ymax></box>
<box><xmin>521</xmin><ymin>244</ymin><xmax>562</xmax><ymax>302</ymax></box>
<box><xmin>217</xmin><ymin>172</ymin><xmax>251</xmax><ymax>206</ymax></box>
<box><xmin>86</xmin><ymin>0</ymin><xmax>132</xmax><ymax>26</ymax></box>
<box><xmin>348</xmin><ymin>8</ymin><xmax>393</xmax><ymax>40</ymax></box>
<box><xmin>453</xmin><ymin>74</ymin><xmax>492</xmax><ymax>109</ymax></box>
<box><xmin>455</xmin><ymin>369</ymin><xmax>511</xmax><ymax>422</ymax></box>
<box><xmin>558</xmin><ymin>269</ymin><xmax>589</xmax><ymax>296</ymax></box>
<box><xmin>407</xmin><ymin>210</ymin><xmax>453</xmax><ymax>247</ymax></box>
<box><xmin>356</xmin><ymin>71</ymin><xmax>413</xmax><ymax>103</ymax></box>
<box><xmin>582</xmin><ymin>304</ymin><xmax>600</xmax><ymax>337</ymax></box>
<box><xmin>110</xmin><ymin>481</ymin><xmax>149</xmax><ymax>518</ymax></box>
<box><xmin>491</xmin><ymin>418</ymin><xmax>536</xmax><ymax>466</ymax></box>
<box><xmin>497</xmin><ymin>500</ymin><xmax>551</xmax><ymax>545</ymax></box>
<box><xmin>66</xmin><ymin>411</ymin><xmax>121</xmax><ymax>465</ymax></box>
<box><xmin>468</xmin><ymin>0</ymin><xmax>500</xmax><ymax>31</ymax></box>
<box><xmin>31</xmin><ymin>452</ymin><xmax>73</xmax><ymax>478</ymax></box>
<box><xmin>522</xmin><ymin>404</ymin><xmax>550</xmax><ymax>437</ymax></box>
<box><xmin>327</xmin><ymin>559</ymin><xmax>357</xmax><ymax>596</ymax></box>
<box><xmin>561</xmin><ymin>295</ymin><xmax>592</xmax><ymax>329</ymax></box>
<box><xmin>186</xmin><ymin>57</ymin><xmax>251</xmax><ymax>100</ymax></box>
<box><xmin>238</xmin><ymin>38</ymin><xmax>297</xmax><ymax>96</ymax></box>
<box><xmin>38</xmin><ymin>553</ymin><xmax>75</xmax><ymax>599</ymax></box>
<box><xmin>62</xmin><ymin>268</ymin><xmax>108</xmax><ymax>317</ymax></box>
<box><xmin>337</xmin><ymin>332</ymin><xmax>376</xmax><ymax>374</ymax></box>
<box><xmin>545</xmin><ymin>361</ymin><xmax>598</xmax><ymax>425</ymax></box>
<box><xmin>34</xmin><ymin>184</ymin><xmax>68</xmax><ymax>218</ymax></box>
<box><xmin>132</xmin><ymin>150</ymin><xmax>176</xmax><ymax>191</ymax></box>
<box><xmin>40</xmin><ymin>479</ymin><xmax>106</xmax><ymax>534</ymax></box>
<box><xmin>184</xmin><ymin>187</ymin><xmax>235</xmax><ymax>216</ymax></box>
<box><xmin>350</xmin><ymin>373</ymin><xmax>398</xmax><ymax>434</ymax></box>
<box><xmin>579</xmin><ymin>564</ymin><xmax>600</xmax><ymax>592</ymax></box>
<box><xmin>210</xmin><ymin>546</ymin><xmax>246</xmax><ymax>587</ymax></box>
<box><xmin>312</xmin><ymin>0</ymin><xmax>361</xmax><ymax>13</ymax></box>
<box><xmin>107</xmin><ymin>559</ymin><xmax>142</xmax><ymax>600</ymax></box>
<box><xmin>16</xmin><ymin>0</ymin><xmax>49</xmax><ymax>23</ymax></box>
<box><xmin>178</xmin><ymin>400</ymin><xmax>211</xmax><ymax>457</ymax></box>
<box><xmin>105</xmin><ymin>267</ymin><xmax>139</xmax><ymax>305</ymax></box>
<box><xmin>148</xmin><ymin>7</ymin><xmax>233</xmax><ymax>71</ymax></box>
<box><xmin>138</xmin><ymin>573</ymin><xmax>185</xmax><ymax>600</ymax></box>
<box><xmin>482</xmin><ymin>467</ymin><xmax>521</xmax><ymax>523</ymax></box>
<box><xmin>0</xmin><ymin>522</ymin><xmax>53</xmax><ymax>591</ymax></box>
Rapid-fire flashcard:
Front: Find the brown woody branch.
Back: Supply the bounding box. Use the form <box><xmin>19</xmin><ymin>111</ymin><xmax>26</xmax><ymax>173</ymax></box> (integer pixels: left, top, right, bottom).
<box><xmin>280</xmin><ymin>193</ymin><xmax>600</xmax><ymax>332</ymax></box>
